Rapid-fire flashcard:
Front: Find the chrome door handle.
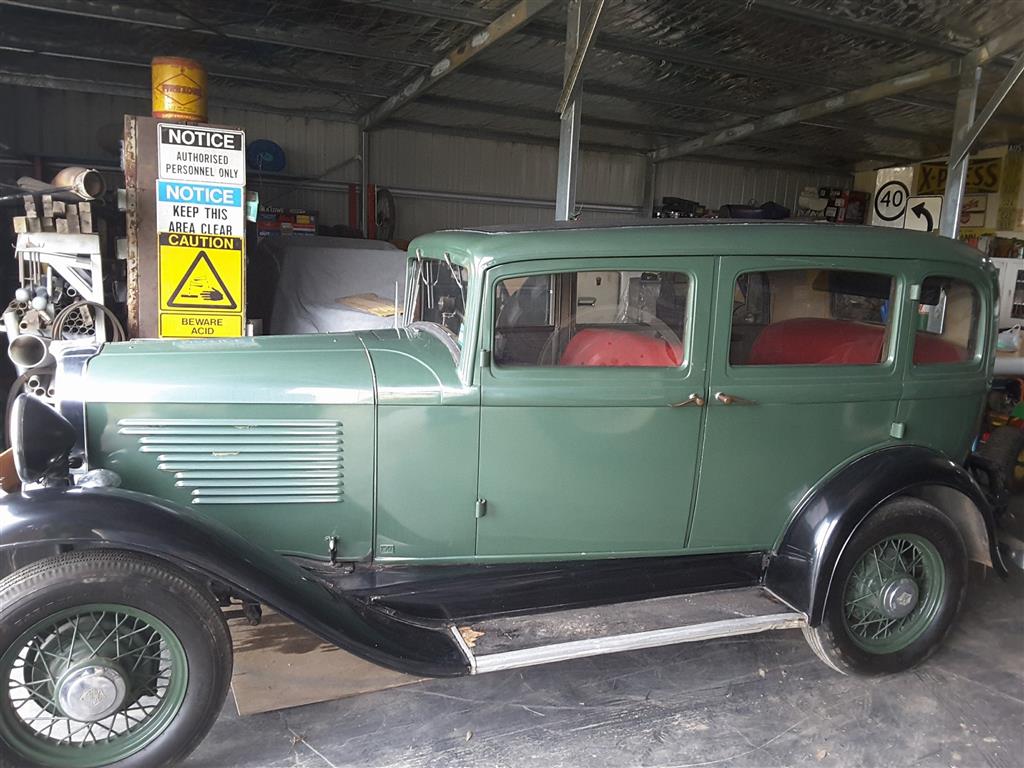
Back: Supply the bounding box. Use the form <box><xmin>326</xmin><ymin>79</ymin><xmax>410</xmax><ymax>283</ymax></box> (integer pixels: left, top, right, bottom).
<box><xmin>714</xmin><ymin>392</ymin><xmax>757</xmax><ymax>406</ymax></box>
<box><xmin>670</xmin><ymin>393</ymin><xmax>705</xmax><ymax>408</ymax></box>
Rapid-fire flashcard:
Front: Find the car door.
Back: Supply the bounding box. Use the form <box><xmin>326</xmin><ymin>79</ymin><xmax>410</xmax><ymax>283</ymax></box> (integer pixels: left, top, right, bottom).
<box><xmin>688</xmin><ymin>256</ymin><xmax>909</xmax><ymax>552</ymax></box>
<box><xmin>475</xmin><ymin>256</ymin><xmax>714</xmax><ymax>559</ymax></box>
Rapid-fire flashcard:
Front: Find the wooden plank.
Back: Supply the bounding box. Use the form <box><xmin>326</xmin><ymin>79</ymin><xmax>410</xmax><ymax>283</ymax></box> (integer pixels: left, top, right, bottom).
<box><xmin>228</xmin><ymin>609</ymin><xmax>425</xmax><ymax>716</ymax></box>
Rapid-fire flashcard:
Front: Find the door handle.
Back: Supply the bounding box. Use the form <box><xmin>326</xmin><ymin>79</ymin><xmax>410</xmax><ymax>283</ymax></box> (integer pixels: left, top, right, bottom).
<box><xmin>670</xmin><ymin>393</ymin><xmax>705</xmax><ymax>408</ymax></box>
<box><xmin>714</xmin><ymin>392</ymin><xmax>757</xmax><ymax>406</ymax></box>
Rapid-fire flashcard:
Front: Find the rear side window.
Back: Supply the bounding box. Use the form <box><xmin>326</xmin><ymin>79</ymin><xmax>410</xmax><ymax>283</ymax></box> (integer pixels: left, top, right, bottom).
<box><xmin>494</xmin><ymin>270</ymin><xmax>689</xmax><ymax>367</ymax></box>
<box><xmin>914</xmin><ymin>277</ymin><xmax>979</xmax><ymax>365</ymax></box>
<box><xmin>731</xmin><ymin>268</ymin><xmax>894</xmax><ymax>366</ymax></box>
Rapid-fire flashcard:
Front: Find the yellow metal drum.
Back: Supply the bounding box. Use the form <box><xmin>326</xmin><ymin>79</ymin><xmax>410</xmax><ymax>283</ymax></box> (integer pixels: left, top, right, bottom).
<box><xmin>151</xmin><ymin>57</ymin><xmax>207</xmax><ymax>122</ymax></box>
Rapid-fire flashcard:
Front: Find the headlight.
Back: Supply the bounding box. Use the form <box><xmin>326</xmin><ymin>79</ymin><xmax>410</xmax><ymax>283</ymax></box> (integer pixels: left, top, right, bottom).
<box><xmin>10</xmin><ymin>395</ymin><xmax>77</xmax><ymax>484</ymax></box>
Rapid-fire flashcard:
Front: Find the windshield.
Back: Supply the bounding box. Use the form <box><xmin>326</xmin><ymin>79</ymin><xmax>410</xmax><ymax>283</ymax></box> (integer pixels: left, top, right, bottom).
<box><xmin>411</xmin><ymin>257</ymin><xmax>470</xmax><ymax>346</ymax></box>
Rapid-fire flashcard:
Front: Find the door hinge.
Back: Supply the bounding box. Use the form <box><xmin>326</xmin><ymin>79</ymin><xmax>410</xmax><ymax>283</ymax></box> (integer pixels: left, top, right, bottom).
<box><xmin>475</xmin><ymin>498</ymin><xmax>488</xmax><ymax>519</ymax></box>
<box><xmin>890</xmin><ymin>422</ymin><xmax>906</xmax><ymax>439</ymax></box>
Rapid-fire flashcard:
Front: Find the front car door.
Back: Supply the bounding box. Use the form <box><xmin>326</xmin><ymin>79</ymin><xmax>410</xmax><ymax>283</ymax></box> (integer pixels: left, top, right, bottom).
<box><xmin>689</xmin><ymin>256</ymin><xmax>910</xmax><ymax>552</ymax></box>
<box><xmin>475</xmin><ymin>256</ymin><xmax>714</xmax><ymax>559</ymax></box>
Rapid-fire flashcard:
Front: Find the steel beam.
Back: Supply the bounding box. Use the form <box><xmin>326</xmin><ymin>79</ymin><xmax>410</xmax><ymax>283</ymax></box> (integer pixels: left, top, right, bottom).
<box><xmin>557</xmin><ymin>0</ymin><xmax>605</xmax><ymax>117</ymax></box>
<box><xmin>466</xmin><ymin>63</ymin><xmax>947</xmax><ymax>146</ymax></box>
<box><xmin>939</xmin><ymin>66</ymin><xmax>981</xmax><ymax>239</ymax></box>
<box><xmin>641</xmin><ymin>160</ymin><xmax>657</xmax><ymax>220</ymax></box>
<box><xmin>357</xmin><ymin>0</ymin><xmax>491</xmax><ymax>26</ymax></box>
<box><xmin>416</xmin><ymin>95</ymin><xmax>920</xmax><ymax>164</ymax></box>
<box><xmin>359</xmin><ymin>0</ymin><xmax>556</xmax><ymax>129</ymax></box>
<box><xmin>360</xmin><ymin>131</ymin><xmax>370</xmax><ymax>238</ymax></box>
<box><xmin>0</xmin><ymin>31</ymin><xmax>393</xmax><ymax>99</ymax></box>
<box><xmin>0</xmin><ymin>0</ymin><xmax>433</xmax><ymax>67</ymax></box>
<box><xmin>949</xmin><ymin>53</ymin><xmax>1024</xmax><ymax>169</ymax></box>
<box><xmin>650</xmin><ymin>22</ymin><xmax>1024</xmax><ymax>164</ymax></box>
<box><xmin>555</xmin><ymin>0</ymin><xmax>583</xmax><ymax>221</ymax></box>
<box><xmin>0</xmin><ymin>68</ymin><xmax>361</xmax><ymax>123</ymax></box>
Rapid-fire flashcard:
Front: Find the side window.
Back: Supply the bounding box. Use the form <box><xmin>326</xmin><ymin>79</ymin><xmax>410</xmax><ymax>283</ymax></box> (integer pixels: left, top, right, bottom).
<box><xmin>914</xmin><ymin>277</ymin><xmax>979</xmax><ymax>365</ymax></box>
<box><xmin>731</xmin><ymin>268</ymin><xmax>894</xmax><ymax>366</ymax></box>
<box><xmin>493</xmin><ymin>269</ymin><xmax>689</xmax><ymax>368</ymax></box>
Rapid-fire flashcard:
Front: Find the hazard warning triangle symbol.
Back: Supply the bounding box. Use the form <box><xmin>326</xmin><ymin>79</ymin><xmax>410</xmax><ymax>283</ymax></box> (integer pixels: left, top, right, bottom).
<box><xmin>166</xmin><ymin>251</ymin><xmax>238</xmax><ymax>310</ymax></box>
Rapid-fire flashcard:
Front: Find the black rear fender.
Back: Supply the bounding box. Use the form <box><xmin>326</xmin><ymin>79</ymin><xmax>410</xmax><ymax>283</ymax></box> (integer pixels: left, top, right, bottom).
<box><xmin>0</xmin><ymin>487</ymin><xmax>469</xmax><ymax>677</ymax></box>
<box><xmin>765</xmin><ymin>445</ymin><xmax>1004</xmax><ymax>626</ymax></box>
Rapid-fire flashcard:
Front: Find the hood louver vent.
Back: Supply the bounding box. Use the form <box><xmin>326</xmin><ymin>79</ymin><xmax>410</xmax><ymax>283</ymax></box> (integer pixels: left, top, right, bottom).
<box><xmin>118</xmin><ymin>418</ymin><xmax>343</xmax><ymax>505</ymax></box>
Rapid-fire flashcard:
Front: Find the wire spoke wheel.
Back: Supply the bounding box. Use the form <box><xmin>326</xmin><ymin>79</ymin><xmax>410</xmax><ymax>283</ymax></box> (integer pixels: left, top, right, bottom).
<box><xmin>0</xmin><ymin>604</ymin><xmax>188</xmax><ymax>768</ymax></box>
<box><xmin>841</xmin><ymin>534</ymin><xmax>946</xmax><ymax>654</ymax></box>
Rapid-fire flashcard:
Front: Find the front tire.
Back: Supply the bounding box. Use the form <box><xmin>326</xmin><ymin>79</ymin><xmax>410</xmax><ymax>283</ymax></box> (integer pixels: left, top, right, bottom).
<box><xmin>803</xmin><ymin>498</ymin><xmax>967</xmax><ymax>676</ymax></box>
<box><xmin>0</xmin><ymin>551</ymin><xmax>233</xmax><ymax>768</ymax></box>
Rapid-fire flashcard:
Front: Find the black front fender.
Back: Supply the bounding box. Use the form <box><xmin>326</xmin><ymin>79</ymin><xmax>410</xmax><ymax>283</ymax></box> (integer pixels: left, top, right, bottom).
<box><xmin>0</xmin><ymin>487</ymin><xmax>469</xmax><ymax>678</ymax></box>
<box><xmin>765</xmin><ymin>445</ymin><xmax>1005</xmax><ymax>626</ymax></box>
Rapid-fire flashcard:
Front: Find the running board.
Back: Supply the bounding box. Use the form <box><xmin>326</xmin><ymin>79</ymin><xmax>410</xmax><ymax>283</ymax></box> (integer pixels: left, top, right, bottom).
<box><xmin>450</xmin><ymin>587</ymin><xmax>806</xmax><ymax>675</ymax></box>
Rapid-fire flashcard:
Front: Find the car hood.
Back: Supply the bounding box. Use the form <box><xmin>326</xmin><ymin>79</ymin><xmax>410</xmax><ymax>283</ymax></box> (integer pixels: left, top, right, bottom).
<box><xmin>83</xmin><ymin>333</ymin><xmax>375</xmax><ymax>405</ymax></box>
<box><xmin>80</xmin><ymin>327</ymin><xmax>469</xmax><ymax>406</ymax></box>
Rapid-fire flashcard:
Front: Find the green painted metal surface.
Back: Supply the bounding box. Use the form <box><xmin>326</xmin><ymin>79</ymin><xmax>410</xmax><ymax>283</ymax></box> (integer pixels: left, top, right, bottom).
<box><xmin>75</xmin><ymin>223</ymin><xmax>993</xmax><ymax>564</ymax></box>
<box><xmin>375</xmin><ymin>405</ymin><xmax>479</xmax><ymax>560</ymax></box>
<box><xmin>688</xmin><ymin>255</ymin><xmax>906</xmax><ymax>550</ymax></box>
<box><xmin>85</xmin><ymin>334</ymin><xmax>377</xmax><ymax>559</ymax></box>
<box><xmin>411</xmin><ymin>222</ymin><xmax>986</xmax><ymax>271</ymax></box>
<box><xmin>474</xmin><ymin>256</ymin><xmax>714</xmax><ymax>558</ymax></box>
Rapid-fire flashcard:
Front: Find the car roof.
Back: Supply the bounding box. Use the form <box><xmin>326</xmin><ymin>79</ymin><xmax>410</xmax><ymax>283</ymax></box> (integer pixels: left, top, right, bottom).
<box><xmin>408</xmin><ymin>219</ymin><xmax>987</xmax><ymax>271</ymax></box>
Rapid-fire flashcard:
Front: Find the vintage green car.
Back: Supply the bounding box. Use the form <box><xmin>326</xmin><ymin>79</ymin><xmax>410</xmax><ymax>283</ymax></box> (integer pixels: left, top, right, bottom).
<box><xmin>0</xmin><ymin>221</ymin><xmax>1007</xmax><ymax>768</ymax></box>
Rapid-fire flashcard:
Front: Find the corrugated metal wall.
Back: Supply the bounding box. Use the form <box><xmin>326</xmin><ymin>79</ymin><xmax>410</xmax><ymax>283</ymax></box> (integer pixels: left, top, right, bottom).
<box><xmin>2</xmin><ymin>85</ymin><xmax>851</xmax><ymax>239</ymax></box>
<box><xmin>654</xmin><ymin>159</ymin><xmax>852</xmax><ymax>212</ymax></box>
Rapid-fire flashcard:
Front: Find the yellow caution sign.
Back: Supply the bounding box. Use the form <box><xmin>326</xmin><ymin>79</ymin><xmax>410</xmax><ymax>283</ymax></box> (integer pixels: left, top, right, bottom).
<box><xmin>158</xmin><ymin>232</ymin><xmax>244</xmax><ymax>338</ymax></box>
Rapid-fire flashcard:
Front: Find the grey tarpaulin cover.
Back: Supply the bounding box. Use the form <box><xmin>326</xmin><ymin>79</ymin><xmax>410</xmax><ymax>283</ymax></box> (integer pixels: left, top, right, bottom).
<box><xmin>262</xmin><ymin>236</ymin><xmax>407</xmax><ymax>335</ymax></box>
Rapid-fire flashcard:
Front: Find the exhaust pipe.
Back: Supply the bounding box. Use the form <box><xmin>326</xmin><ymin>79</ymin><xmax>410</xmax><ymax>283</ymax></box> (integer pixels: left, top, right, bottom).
<box><xmin>16</xmin><ymin>166</ymin><xmax>106</xmax><ymax>201</ymax></box>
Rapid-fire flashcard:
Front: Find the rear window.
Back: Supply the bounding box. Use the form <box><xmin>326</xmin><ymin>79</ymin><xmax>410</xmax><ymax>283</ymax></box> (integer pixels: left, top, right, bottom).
<box><xmin>914</xmin><ymin>277</ymin><xmax>979</xmax><ymax>365</ymax></box>
<box><xmin>731</xmin><ymin>269</ymin><xmax>894</xmax><ymax>366</ymax></box>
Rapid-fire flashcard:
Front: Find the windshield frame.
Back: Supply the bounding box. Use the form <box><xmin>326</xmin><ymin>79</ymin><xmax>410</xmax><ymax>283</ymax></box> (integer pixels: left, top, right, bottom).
<box><xmin>404</xmin><ymin>250</ymin><xmax>478</xmax><ymax>377</ymax></box>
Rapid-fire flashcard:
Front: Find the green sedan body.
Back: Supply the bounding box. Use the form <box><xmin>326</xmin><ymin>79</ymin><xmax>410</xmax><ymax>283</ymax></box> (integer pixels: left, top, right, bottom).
<box><xmin>0</xmin><ymin>220</ymin><xmax>1006</xmax><ymax>768</ymax></box>
<box><xmin>84</xmin><ymin>222</ymin><xmax>996</xmax><ymax>565</ymax></box>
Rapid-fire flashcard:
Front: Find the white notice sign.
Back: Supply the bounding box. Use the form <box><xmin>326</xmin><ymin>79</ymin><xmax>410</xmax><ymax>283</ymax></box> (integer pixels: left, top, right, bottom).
<box><xmin>156</xmin><ymin>180</ymin><xmax>245</xmax><ymax>236</ymax></box>
<box><xmin>872</xmin><ymin>180</ymin><xmax>909</xmax><ymax>228</ymax></box>
<box><xmin>157</xmin><ymin>124</ymin><xmax>245</xmax><ymax>185</ymax></box>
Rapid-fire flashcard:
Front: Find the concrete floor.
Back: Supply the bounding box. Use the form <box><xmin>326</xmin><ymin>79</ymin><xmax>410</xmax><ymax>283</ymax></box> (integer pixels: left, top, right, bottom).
<box><xmin>189</xmin><ymin>567</ymin><xmax>1024</xmax><ymax>768</ymax></box>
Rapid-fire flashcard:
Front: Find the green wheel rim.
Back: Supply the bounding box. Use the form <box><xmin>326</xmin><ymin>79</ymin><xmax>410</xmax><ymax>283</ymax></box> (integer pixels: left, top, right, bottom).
<box><xmin>0</xmin><ymin>604</ymin><xmax>188</xmax><ymax>768</ymax></box>
<box><xmin>841</xmin><ymin>534</ymin><xmax>946</xmax><ymax>654</ymax></box>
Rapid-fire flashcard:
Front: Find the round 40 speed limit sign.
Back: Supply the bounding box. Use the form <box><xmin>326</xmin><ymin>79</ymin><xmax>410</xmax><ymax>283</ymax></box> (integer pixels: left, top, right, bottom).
<box><xmin>873</xmin><ymin>180</ymin><xmax>909</xmax><ymax>226</ymax></box>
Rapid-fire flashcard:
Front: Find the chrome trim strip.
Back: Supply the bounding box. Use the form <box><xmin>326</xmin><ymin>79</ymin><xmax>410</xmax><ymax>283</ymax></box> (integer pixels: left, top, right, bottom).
<box><xmin>449</xmin><ymin>625</ymin><xmax>477</xmax><ymax>675</ymax></box>
<box><xmin>470</xmin><ymin>612</ymin><xmax>805</xmax><ymax>675</ymax></box>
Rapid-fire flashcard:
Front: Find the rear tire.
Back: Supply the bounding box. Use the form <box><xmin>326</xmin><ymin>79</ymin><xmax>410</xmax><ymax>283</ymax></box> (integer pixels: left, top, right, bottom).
<box><xmin>0</xmin><ymin>551</ymin><xmax>232</xmax><ymax>768</ymax></box>
<box><xmin>978</xmin><ymin>426</ymin><xmax>1024</xmax><ymax>496</ymax></box>
<box><xmin>802</xmin><ymin>498</ymin><xmax>967</xmax><ymax>676</ymax></box>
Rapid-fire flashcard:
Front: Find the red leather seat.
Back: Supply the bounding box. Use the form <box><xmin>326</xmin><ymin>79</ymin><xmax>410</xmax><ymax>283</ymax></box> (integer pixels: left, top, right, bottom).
<box><xmin>748</xmin><ymin>317</ymin><xmax>966</xmax><ymax>366</ymax></box>
<box><xmin>560</xmin><ymin>328</ymin><xmax>683</xmax><ymax>367</ymax></box>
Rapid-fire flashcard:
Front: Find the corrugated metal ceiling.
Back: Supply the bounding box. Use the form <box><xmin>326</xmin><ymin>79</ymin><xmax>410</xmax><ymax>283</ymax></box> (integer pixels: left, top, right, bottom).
<box><xmin>0</xmin><ymin>0</ymin><xmax>1021</xmax><ymax>171</ymax></box>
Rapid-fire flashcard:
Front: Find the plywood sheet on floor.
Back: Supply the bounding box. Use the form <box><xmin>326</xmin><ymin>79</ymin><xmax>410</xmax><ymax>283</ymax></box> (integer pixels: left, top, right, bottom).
<box><xmin>228</xmin><ymin>609</ymin><xmax>424</xmax><ymax>716</ymax></box>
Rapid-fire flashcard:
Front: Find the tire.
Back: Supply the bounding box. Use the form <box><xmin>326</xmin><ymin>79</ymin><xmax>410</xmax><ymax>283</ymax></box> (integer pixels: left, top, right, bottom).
<box><xmin>0</xmin><ymin>551</ymin><xmax>233</xmax><ymax>768</ymax></box>
<box><xmin>802</xmin><ymin>497</ymin><xmax>967</xmax><ymax>676</ymax></box>
<box><xmin>977</xmin><ymin>426</ymin><xmax>1024</xmax><ymax>495</ymax></box>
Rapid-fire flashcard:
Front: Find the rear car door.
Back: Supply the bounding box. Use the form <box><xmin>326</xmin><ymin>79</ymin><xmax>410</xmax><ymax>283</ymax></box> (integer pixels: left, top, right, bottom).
<box><xmin>475</xmin><ymin>256</ymin><xmax>714</xmax><ymax>558</ymax></box>
<box><xmin>689</xmin><ymin>256</ymin><xmax>910</xmax><ymax>552</ymax></box>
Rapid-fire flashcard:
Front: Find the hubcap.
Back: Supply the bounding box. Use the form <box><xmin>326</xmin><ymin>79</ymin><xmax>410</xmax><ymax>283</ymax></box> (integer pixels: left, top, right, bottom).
<box><xmin>879</xmin><ymin>576</ymin><xmax>919</xmax><ymax>619</ymax></box>
<box><xmin>842</xmin><ymin>534</ymin><xmax>946</xmax><ymax>653</ymax></box>
<box><xmin>56</xmin><ymin>662</ymin><xmax>127</xmax><ymax>722</ymax></box>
